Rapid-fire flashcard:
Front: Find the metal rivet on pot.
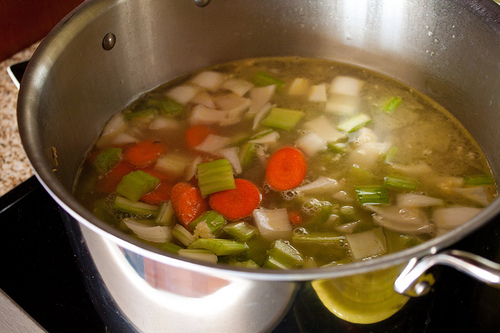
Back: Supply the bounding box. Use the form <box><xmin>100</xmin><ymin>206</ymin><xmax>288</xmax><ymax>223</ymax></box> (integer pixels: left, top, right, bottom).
<box><xmin>194</xmin><ymin>0</ymin><xmax>211</xmax><ymax>7</ymax></box>
<box><xmin>102</xmin><ymin>33</ymin><xmax>116</xmax><ymax>51</ymax></box>
<box><xmin>414</xmin><ymin>281</ymin><xmax>431</xmax><ymax>296</ymax></box>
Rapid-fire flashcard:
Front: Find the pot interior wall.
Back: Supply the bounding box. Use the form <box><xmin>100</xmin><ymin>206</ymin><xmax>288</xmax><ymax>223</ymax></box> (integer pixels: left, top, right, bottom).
<box><xmin>19</xmin><ymin>0</ymin><xmax>500</xmax><ymax>255</ymax></box>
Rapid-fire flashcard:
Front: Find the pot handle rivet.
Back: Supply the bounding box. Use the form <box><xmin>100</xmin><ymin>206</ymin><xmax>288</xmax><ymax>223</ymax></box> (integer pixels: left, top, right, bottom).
<box><xmin>102</xmin><ymin>33</ymin><xmax>116</xmax><ymax>51</ymax></box>
<box><xmin>194</xmin><ymin>0</ymin><xmax>211</xmax><ymax>7</ymax></box>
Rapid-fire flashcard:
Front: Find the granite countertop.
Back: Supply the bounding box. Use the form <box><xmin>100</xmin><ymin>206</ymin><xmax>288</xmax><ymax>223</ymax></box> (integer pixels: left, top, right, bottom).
<box><xmin>0</xmin><ymin>43</ymin><xmax>39</xmax><ymax>197</ymax></box>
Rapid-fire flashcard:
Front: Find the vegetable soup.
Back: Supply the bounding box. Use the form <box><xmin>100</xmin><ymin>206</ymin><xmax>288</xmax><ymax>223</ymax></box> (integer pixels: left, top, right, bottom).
<box><xmin>74</xmin><ymin>57</ymin><xmax>497</xmax><ymax>269</ymax></box>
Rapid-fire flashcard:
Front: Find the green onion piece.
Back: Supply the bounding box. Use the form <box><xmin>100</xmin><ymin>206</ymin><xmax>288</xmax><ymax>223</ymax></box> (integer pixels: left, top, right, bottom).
<box><xmin>239</xmin><ymin>142</ymin><xmax>257</xmax><ymax>168</ymax></box>
<box><xmin>196</xmin><ymin>159</ymin><xmax>236</xmax><ymax>197</ymax></box>
<box><xmin>384</xmin><ymin>176</ymin><xmax>419</xmax><ymax>191</ymax></box>
<box><xmin>292</xmin><ymin>232</ymin><xmax>345</xmax><ymax>245</ymax></box>
<box><xmin>263</xmin><ymin>240</ymin><xmax>303</xmax><ymax>269</ymax></box>
<box><xmin>337</xmin><ymin>113</ymin><xmax>372</xmax><ymax>133</ymax></box>
<box><xmin>178</xmin><ymin>249</ymin><xmax>218</xmax><ymax>263</ymax></box>
<box><xmin>123</xmin><ymin>108</ymin><xmax>156</xmax><ymax>121</ymax></box>
<box><xmin>116</xmin><ymin>170</ymin><xmax>160</xmax><ymax>202</ymax></box>
<box><xmin>384</xmin><ymin>146</ymin><xmax>399</xmax><ymax>164</ymax></box>
<box><xmin>227</xmin><ymin>259</ymin><xmax>260</xmax><ymax>268</ymax></box>
<box><xmin>262</xmin><ymin>107</ymin><xmax>305</xmax><ymax>130</ymax></box>
<box><xmin>464</xmin><ymin>175</ymin><xmax>495</xmax><ymax>186</ymax></box>
<box><xmin>157</xmin><ymin>98</ymin><xmax>185</xmax><ymax>118</ymax></box>
<box><xmin>381</xmin><ymin>97</ymin><xmax>402</xmax><ymax>113</ymax></box>
<box><xmin>188</xmin><ymin>238</ymin><xmax>249</xmax><ymax>256</ymax></box>
<box><xmin>223</xmin><ymin>221</ymin><xmax>258</xmax><ymax>241</ymax></box>
<box><xmin>154</xmin><ymin>201</ymin><xmax>176</xmax><ymax>226</ymax></box>
<box><xmin>189</xmin><ymin>210</ymin><xmax>227</xmax><ymax>235</ymax></box>
<box><xmin>172</xmin><ymin>224</ymin><xmax>196</xmax><ymax>246</ymax></box>
<box><xmin>161</xmin><ymin>242</ymin><xmax>183</xmax><ymax>254</ymax></box>
<box><xmin>253</xmin><ymin>71</ymin><xmax>285</xmax><ymax>87</ymax></box>
<box><xmin>355</xmin><ymin>186</ymin><xmax>390</xmax><ymax>205</ymax></box>
<box><xmin>114</xmin><ymin>196</ymin><xmax>160</xmax><ymax>217</ymax></box>
<box><xmin>93</xmin><ymin>148</ymin><xmax>122</xmax><ymax>174</ymax></box>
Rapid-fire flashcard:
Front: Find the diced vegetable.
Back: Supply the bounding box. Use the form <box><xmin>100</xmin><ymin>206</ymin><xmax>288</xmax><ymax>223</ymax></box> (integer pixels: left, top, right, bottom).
<box><xmin>384</xmin><ymin>176</ymin><xmax>418</xmax><ymax>191</ymax></box>
<box><xmin>188</xmin><ymin>238</ymin><xmax>248</xmax><ymax>256</ymax></box>
<box><xmin>209</xmin><ymin>179</ymin><xmax>262</xmax><ymax>220</ymax></box>
<box><xmin>329</xmin><ymin>76</ymin><xmax>365</xmax><ymax>96</ymax></box>
<box><xmin>295</xmin><ymin>132</ymin><xmax>327</xmax><ymax>156</ymax></box>
<box><xmin>156</xmin><ymin>98</ymin><xmax>185</xmax><ymax>118</ymax></box>
<box><xmin>125</xmin><ymin>140</ymin><xmax>166</xmax><ymax>168</ymax></box>
<box><xmin>433</xmin><ymin>206</ymin><xmax>482</xmax><ymax>229</ymax></box>
<box><xmin>223</xmin><ymin>221</ymin><xmax>258</xmax><ymax>241</ymax></box>
<box><xmin>262</xmin><ymin>107</ymin><xmax>305</xmax><ymax>130</ymax></box>
<box><xmin>355</xmin><ymin>186</ymin><xmax>390</xmax><ymax>205</ymax></box>
<box><xmin>114</xmin><ymin>196</ymin><xmax>160</xmax><ymax>216</ymax></box>
<box><xmin>325</xmin><ymin>94</ymin><xmax>359</xmax><ymax>115</ymax></box>
<box><xmin>189</xmin><ymin>104</ymin><xmax>227</xmax><ymax>125</ymax></box>
<box><xmin>381</xmin><ymin>97</ymin><xmax>402</xmax><ymax>113</ymax></box>
<box><xmin>170</xmin><ymin>182</ymin><xmax>209</xmax><ymax>227</ymax></box>
<box><xmin>185</xmin><ymin>125</ymin><xmax>213</xmax><ymax>149</ymax></box>
<box><xmin>292</xmin><ymin>232</ymin><xmax>345</xmax><ymax>245</ymax></box>
<box><xmin>116</xmin><ymin>170</ymin><xmax>160</xmax><ymax>202</ymax></box>
<box><xmin>303</xmin><ymin>115</ymin><xmax>343</xmax><ymax>143</ymax></box>
<box><xmin>396</xmin><ymin>193</ymin><xmax>444</xmax><ymax>207</ymax></box>
<box><xmin>265</xmin><ymin>147</ymin><xmax>307</xmax><ymax>191</ymax></box>
<box><xmin>345</xmin><ymin>228</ymin><xmax>387</xmax><ymax>260</ymax></box>
<box><xmin>252</xmin><ymin>102</ymin><xmax>272</xmax><ymax>130</ymax></box>
<box><xmin>123</xmin><ymin>108</ymin><xmax>156</xmax><ymax>121</ymax></box>
<box><xmin>464</xmin><ymin>175</ymin><xmax>495</xmax><ymax>186</ymax></box>
<box><xmin>303</xmin><ymin>199</ymin><xmax>334</xmax><ymax>225</ymax></box>
<box><xmin>161</xmin><ymin>242</ymin><xmax>183</xmax><ymax>253</ymax></box>
<box><xmin>227</xmin><ymin>259</ymin><xmax>259</xmax><ymax>268</ymax></box>
<box><xmin>219</xmin><ymin>147</ymin><xmax>242</xmax><ymax>174</ymax></box>
<box><xmin>309</xmin><ymin>84</ymin><xmax>328</xmax><ymax>102</ymax></box>
<box><xmin>338</xmin><ymin>113</ymin><xmax>372</xmax><ymax>133</ymax></box>
<box><xmin>295</xmin><ymin>176</ymin><xmax>338</xmax><ymax>194</ymax></box>
<box><xmin>221</xmin><ymin>78</ymin><xmax>254</xmax><ymax>96</ymax></box>
<box><xmin>253</xmin><ymin>71</ymin><xmax>285</xmax><ymax>87</ymax></box>
<box><xmin>454</xmin><ymin>187</ymin><xmax>490</xmax><ymax>206</ymax></box>
<box><xmin>188</xmin><ymin>210</ymin><xmax>227</xmax><ymax>236</ymax></box>
<box><xmin>288</xmin><ymin>78</ymin><xmax>310</xmax><ymax>95</ymax></box>
<box><xmin>347</xmin><ymin>142</ymin><xmax>390</xmax><ymax>169</ymax></box>
<box><xmin>123</xmin><ymin>218</ymin><xmax>171</xmax><ymax>243</ymax></box>
<box><xmin>93</xmin><ymin>148</ymin><xmax>122</xmax><ymax>175</ymax></box>
<box><xmin>248</xmin><ymin>85</ymin><xmax>276</xmax><ymax>115</ymax></box>
<box><xmin>172</xmin><ymin>224</ymin><xmax>197</xmax><ymax>246</ymax></box>
<box><xmin>368</xmin><ymin>205</ymin><xmax>433</xmax><ymax>234</ymax></box>
<box><xmin>239</xmin><ymin>142</ymin><xmax>257</xmax><ymax>168</ymax></box>
<box><xmin>248</xmin><ymin>131</ymin><xmax>280</xmax><ymax>144</ymax></box>
<box><xmin>140</xmin><ymin>181</ymin><xmax>173</xmax><ymax>205</ymax></box>
<box><xmin>101</xmin><ymin>112</ymin><xmax>126</xmax><ymax>137</ymax></box>
<box><xmin>264</xmin><ymin>239</ymin><xmax>303</xmax><ymax>269</ymax></box>
<box><xmin>191</xmin><ymin>71</ymin><xmax>225</xmax><ymax>91</ymax></box>
<box><xmin>191</xmin><ymin>91</ymin><xmax>215</xmax><ymax>108</ymax></box>
<box><xmin>197</xmin><ymin>159</ymin><xmax>236</xmax><ymax>197</ymax></box>
<box><xmin>155</xmin><ymin>200</ymin><xmax>176</xmax><ymax>226</ymax></box>
<box><xmin>178</xmin><ymin>249</ymin><xmax>218</xmax><ymax>263</ymax></box>
<box><xmin>194</xmin><ymin>134</ymin><xmax>231</xmax><ymax>154</ymax></box>
<box><xmin>252</xmin><ymin>208</ymin><xmax>292</xmax><ymax>240</ymax></box>
<box><xmin>166</xmin><ymin>85</ymin><xmax>200</xmax><ymax>105</ymax></box>
<box><xmin>155</xmin><ymin>153</ymin><xmax>191</xmax><ymax>178</ymax></box>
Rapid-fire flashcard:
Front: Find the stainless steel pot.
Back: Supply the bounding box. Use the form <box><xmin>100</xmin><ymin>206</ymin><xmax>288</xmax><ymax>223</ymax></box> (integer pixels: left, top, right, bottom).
<box><xmin>17</xmin><ymin>0</ymin><xmax>500</xmax><ymax>331</ymax></box>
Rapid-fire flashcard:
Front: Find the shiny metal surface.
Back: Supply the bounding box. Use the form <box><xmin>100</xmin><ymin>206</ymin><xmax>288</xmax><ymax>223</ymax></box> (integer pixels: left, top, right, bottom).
<box><xmin>16</xmin><ymin>0</ymin><xmax>500</xmax><ymax>330</ymax></box>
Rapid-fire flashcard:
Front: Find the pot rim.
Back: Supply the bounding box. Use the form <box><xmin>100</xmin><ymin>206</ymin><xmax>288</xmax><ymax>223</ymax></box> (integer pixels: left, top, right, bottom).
<box><xmin>17</xmin><ymin>0</ymin><xmax>500</xmax><ymax>282</ymax></box>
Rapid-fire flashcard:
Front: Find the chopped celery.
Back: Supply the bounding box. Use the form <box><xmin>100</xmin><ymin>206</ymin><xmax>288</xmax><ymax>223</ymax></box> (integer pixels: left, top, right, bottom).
<box><xmin>93</xmin><ymin>147</ymin><xmax>122</xmax><ymax>174</ymax></box>
<box><xmin>253</xmin><ymin>71</ymin><xmax>285</xmax><ymax>87</ymax></box>
<box><xmin>123</xmin><ymin>108</ymin><xmax>156</xmax><ymax>121</ymax></box>
<box><xmin>249</xmin><ymin>128</ymin><xmax>275</xmax><ymax>140</ymax></box>
<box><xmin>114</xmin><ymin>196</ymin><xmax>159</xmax><ymax>217</ymax></box>
<box><xmin>188</xmin><ymin>238</ymin><xmax>249</xmax><ymax>256</ymax></box>
<box><xmin>239</xmin><ymin>142</ymin><xmax>257</xmax><ymax>168</ymax></box>
<box><xmin>223</xmin><ymin>221</ymin><xmax>258</xmax><ymax>241</ymax></box>
<box><xmin>157</xmin><ymin>98</ymin><xmax>185</xmax><ymax>118</ymax></box>
<box><xmin>264</xmin><ymin>239</ymin><xmax>303</xmax><ymax>269</ymax></box>
<box><xmin>292</xmin><ymin>232</ymin><xmax>345</xmax><ymax>245</ymax></box>
<box><xmin>196</xmin><ymin>159</ymin><xmax>236</xmax><ymax>197</ymax></box>
<box><xmin>93</xmin><ymin>199</ymin><xmax>118</xmax><ymax>224</ymax></box>
<box><xmin>161</xmin><ymin>242</ymin><xmax>183</xmax><ymax>253</ymax></box>
<box><xmin>339</xmin><ymin>205</ymin><xmax>357</xmax><ymax>222</ymax></box>
<box><xmin>172</xmin><ymin>224</ymin><xmax>196</xmax><ymax>246</ymax></box>
<box><xmin>464</xmin><ymin>175</ymin><xmax>495</xmax><ymax>186</ymax></box>
<box><xmin>178</xmin><ymin>249</ymin><xmax>218</xmax><ymax>263</ymax></box>
<box><xmin>381</xmin><ymin>97</ymin><xmax>402</xmax><ymax>113</ymax></box>
<box><xmin>189</xmin><ymin>210</ymin><xmax>227</xmax><ymax>235</ymax></box>
<box><xmin>327</xmin><ymin>142</ymin><xmax>349</xmax><ymax>154</ymax></box>
<box><xmin>337</xmin><ymin>113</ymin><xmax>372</xmax><ymax>133</ymax></box>
<box><xmin>355</xmin><ymin>186</ymin><xmax>390</xmax><ymax>205</ymax></box>
<box><xmin>227</xmin><ymin>259</ymin><xmax>260</xmax><ymax>268</ymax></box>
<box><xmin>154</xmin><ymin>201</ymin><xmax>176</xmax><ymax>226</ymax></box>
<box><xmin>349</xmin><ymin>165</ymin><xmax>376</xmax><ymax>184</ymax></box>
<box><xmin>303</xmin><ymin>199</ymin><xmax>334</xmax><ymax>225</ymax></box>
<box><xmin>262</xmin><ymin>107</ymin><xmax>305</xmax><ymax>130</ymax></box>
<box><xmin>384</xmin><ymin>146</ymin><xmax>399</xmax><ymax>164</ymax></box>
<box><xmin>384</xmin><ymin>176</ymin><xmax>419</xmax><ymax>191</ymax></box>
<box><xmin>116</xmin><ymin>170</ymin><xmax>160</xmax><ymax>202</ymax></box>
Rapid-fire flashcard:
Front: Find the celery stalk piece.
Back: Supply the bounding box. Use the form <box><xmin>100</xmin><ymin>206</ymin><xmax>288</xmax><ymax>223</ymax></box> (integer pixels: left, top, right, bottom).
<box><xmin>189</xmin><ymin>210</ymin><xmax>227</xmax><ymax>235</ymax></box>
<box><xmin>157</xmin><ymin>98</ymin><xmax>185</xmax><ymax>118</ymax></box>
<box><xmin>161</xmin><ymin>242</ymin><xmax>183</xmax><ymax>254</ymax></box>
<box><xmin>172</xmin><ymin>224</ymin><xmax>196</xmax><ymax>246</ymax></box>
<box><xmin>114</xmin><ymin>196</ymin><xmax>159</xmax><ymax>217</ymax></box>
<box><xmin>123</xmin><ymin>108</ymin><xmax>156</xmax><ymax>121</ymax></box>
<box><xmin>155</xmin><ymin>201</ymin><xmax>176</xmax><ymax>226</ymax></box>
<box><xmin>337</xmin><ymin>113</ymin><xmax>372</xmax><ymax>133</ymax></box>
<box><xmin>93</xmin><ymin>147</ymin><xmax>122</xmax><ymax>174</ymax></box>
<box><xmin>355</xmin><ymin>186</ymin><xmax>390</xmax><ymax>205</ymax></box>
<box><xmin>227</xmin><ymin>259</ymin><xmax>260</xmax><ymax>268</ymax></box>
<box><xmin>253</xmin><ymin>71</ymin><xmax>285</xmax><ymax>87</ymax></box>
<box><xmin>262</xmin><ymin>107</ymin><xmax>305</xmax><ymax>130</ymax></box>
<box><xmin>223</xmin><ymin>221</ymin><xmax>258</xmax><ymax>241</ymax></box>
<box><xmin>292</xmin><ymin>232</ymin><xmax>345</xmax><ymax>245</ymax></box>
<box><xmin>384</xmin><ymin>176</ymin><xmax>419</xmax><ymax>191</ymax></box>
<box><xmin>188</xmin><ymin>238</ymin><xmax>249</xmax><ymax>256</ymax></box>
<box><xmin>196</xmin><ymin>159</ymin><xmax>236</xmax><ymax>197</ymax></box>
<box><xmin>464</xmin><ymin>175</ymin><xmax>495</xmax><ymax>186</ymax></box>
<box><xmin>239</xmin><ymin>142</ymin><xmax>257</xmax><ymax>168</ymax></box>
<box><xmin>116</xmin><ymin>170</ymin><xmax>160</xmax><ymax>202</ymax></box>
<box><xmin>302</xmin><ymin>199</ymin><xmax>334</xmax><ymax>225</ymax></box>
<box><xmin>178</xmin><ymin>249</ymin><xmax>218</xmax><ymax>264</ymax></box>
<box><xmin>381</xmin><ymin>96</ymin><xmax>402</xmax><ymax>113</ymax></box>
<box><xmin>264</xmin><ymin>239</ymin><xmax>303</xmax><ymax>269</ymax></box>
<box><xmin>384</xmin><ymin>146</ymin><xmax>399</xmax><ymax>164</ymax></box>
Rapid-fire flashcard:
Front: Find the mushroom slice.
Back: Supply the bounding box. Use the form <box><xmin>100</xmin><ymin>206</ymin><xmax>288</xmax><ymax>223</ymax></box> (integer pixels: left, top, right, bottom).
<box><xmin>367</xmin><ymin>205</ymin><xmax>434</xmax><ymax>235</ymax></box>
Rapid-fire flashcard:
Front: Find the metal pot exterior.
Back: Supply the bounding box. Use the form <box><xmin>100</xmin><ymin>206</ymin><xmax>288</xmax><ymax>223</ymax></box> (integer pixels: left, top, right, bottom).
<box><xmin>17</xmin><ymin>0</ymin><xmax>500</xmax><ymax>331</ymax></box>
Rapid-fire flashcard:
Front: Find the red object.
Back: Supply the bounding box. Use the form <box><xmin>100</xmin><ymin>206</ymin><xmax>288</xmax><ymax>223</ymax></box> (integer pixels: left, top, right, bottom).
<box><xmin>95</xmin><ymin>161</ymin><xmax>134</xmax><ymax>193</ymax></box>
<box><xmin>265</xmin><ymin>147</ymin><xmax>307</xmax><ymax>191</ymax></box>
<box><xmin>170</xmin><ymin>182</ymin><xmax>209</xmax><ymax>227</ymax></box>
<box><xmin>140</xmin><ymin>181</ymin><xmax>174</xmax><ymax>205</ymax></box>
<box><xmin>125</xmin><ymin>140</ymin><xmax>166</xmax><ymax>167</ymax></box>
<box><xmin>185</xmin><ymin>125</ymin><xmax>212</xmax><ymax>149</ymax></box>
<box><xmin>209</xmin><ymin>179</ymin><xmax>262</xmax><ymax>220</ymax></box>
<box><xmin>288</xmin><ymin>210</ymin><xmax>303</xmax><ymax>225</ymax></box>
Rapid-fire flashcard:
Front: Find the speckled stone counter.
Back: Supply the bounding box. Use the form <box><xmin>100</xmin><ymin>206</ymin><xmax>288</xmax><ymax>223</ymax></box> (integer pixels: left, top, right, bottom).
<box><xmin>0</xmin><ymin>43</ymin><xmax>39</xmax><ymax>196</ymax></box>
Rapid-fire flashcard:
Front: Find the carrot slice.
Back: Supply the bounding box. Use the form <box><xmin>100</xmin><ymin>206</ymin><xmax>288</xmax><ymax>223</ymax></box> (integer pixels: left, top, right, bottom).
<box><xmin>125</xmin><ymin>140</ymin><xmax>166</xmax><ymax>167</ymax></box>
<box><xmin>140</xmin><ymin>181</ymin><xmax>174</xmax><ymax>205</ymax></box>
<box><xmin>185</xmin><ymin>125</ymin><xmax>212</xmax><ymax>149</ymax></box>
<box><xmin>95</xmin><ymin>161</ymin><xmax>134</xmax><ymax>193</ymax></box>
<box><xmin>265</xmin><ymin>147</ymin><xmax>307</xmax><ymax>191</ymax></box>
<box><xmin>209</xmin><ymin>179</ymin><xmax>262</xmax><ymax>220</ymax></box>
<box><xmin>288</xmin><ymin>210</ymin><xmax>303</xmax><ymax>225</ymax></box>
<box><xmin>171</xmin><ymin>182</ymin><xmax>209</xmax><ymax>227</ymax></box>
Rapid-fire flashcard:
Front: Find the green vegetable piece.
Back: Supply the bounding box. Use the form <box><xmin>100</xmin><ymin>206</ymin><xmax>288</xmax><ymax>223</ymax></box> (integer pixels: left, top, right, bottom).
<box><xmin>161</xmin><ymin>242</ymin><xmax>183</xmax><ymax>254</ymax></box>
<box><xmin>157</xmin><ymin>98</ymin><xmax>185</xmax><ymax>118</ymax></box>
<box><xmin>337</xmin><ymin>113</ymin><xmax>372</xmax><ymax>133</ymax></box>
<box><xmin>123</xmin><ymin>108</ymin><xmax>156</xmax><ymax>121</ymax></box>
<box><xmin>239</xmin><ymin>142</ymin><xmax>257</xmax><ymax>168</ymax></box>
<box><xmin>113</xmin><ymin>196</ymin><xmax>160</xmax><ymax>217</ymax></box>
<box><xmin>253</xmin><ymin>71</ymin><xmax>285</xmax><ymax>87</ymax></box>
<box><xmin>227</xmin><ymin>259</ymin><xmax>260</xmax><ymax>268</ymax></box>
<box><xmin>464</xmin><ymin>175</ymin><xmax>495</xmax><ymax>186</ymax></box>
<box><xmin>304</xmin><ymin>199</ymin><xmax>334</xmax><ymax>225</ymax></box>
<box><xmin>155</xmin><ymin>201</ymin><xmax>176</xmax><ymax>226</ymax></box>
<box><xmin>116</xmin><ymin>170</ymin><xmax>160</xmax><ymax>202</ymax></box>
<box><xmin>382</xmin><ymin>97</ymin><xmax>402</xmax><ymax>113</ymax></box>
<box><xmin>262</xmin><ymin>107</ymin><xmax>305</xmax><ymax>130</ymax></box>
<box><xmin>196</xmin><ymin>159</ymin><xmax>236</xmax><ymax>197</ymax></box>
<box><xmin>384</xmin><ymin>176</ymin><xmax>419</xmax><ymax>191</ymax></box>
<box><xmin>249</xmin><ymin>129</ymin><xmax>275</xmax><ymax>140</ymax></box>
<box><xmin>339</xmin><ymin>205</ymin><xmax>357</xmax><ymax>222</ymax></box>
<box><xmin>172</xmin><ymin>224</ymin><xmax>196</xmax><ymax>246</ymax></box>
<box><xmin>292</xmin><ymin>232</ymin><xmax>345</xmax><ymax>246</ymax></box>
<box><xmin>223</xmin><ymin>221</ymin><xmax>258</xmax><ymax>241</ymax></box>
<box><xmin>264</xmin><ymin>239</ymin><xmax>303</xmax><ymax>269</ymax></box>
<box><xmin>349</xmin><ymin>165</ymin><xmax>376</xmax><ymax>184</ymax></box>
<box><xmin>188</xmin><ymin>238</ymin><xmax>249</xmax><ymax>256</ymax></box>
<box><xmin>189</xmin><ymin>210</ymin><xmax>227</xmax><ymax>235</ymax></box>
<box><xmin>384</xmin><ymin>146</ymin><xmax>399</xmax><ymax>164</ymax></box>
<box><xmin>355</xmin><ymin>186</ymin><xmax>390</xmax><ymax>205</ymax></box>
<box><xmin>93</xmin><ymin>148</ymin><xmax>122</xmax><ymax>175</ymax></box>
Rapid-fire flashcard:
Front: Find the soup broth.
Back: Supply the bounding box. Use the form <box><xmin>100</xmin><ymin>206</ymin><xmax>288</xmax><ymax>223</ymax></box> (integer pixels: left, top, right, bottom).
<box><xmin>74</xmin><ymin>57</ymin><xmax>497</xmax><ymax>269</ymax></box>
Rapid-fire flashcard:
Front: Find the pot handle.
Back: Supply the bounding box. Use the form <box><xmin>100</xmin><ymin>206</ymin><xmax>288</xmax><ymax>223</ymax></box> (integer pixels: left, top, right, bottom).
<box><xmin>394</xmin><ymin>249</ymin><xmax>500</xmax><ymax>297</ymax></box>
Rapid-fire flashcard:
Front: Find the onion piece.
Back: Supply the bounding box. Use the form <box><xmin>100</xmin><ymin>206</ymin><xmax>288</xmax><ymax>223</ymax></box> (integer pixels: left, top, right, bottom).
<box><xmin>248</xmin><ymin>85</ymin><xmax>276</xmax><ymax>115</ymax></box>
<box><xmin>221</xmin><ymin>78</ymin><xmax>254</xmax><ymax>96</ymax></box>
<box><xmin>123</xmin><ymin>218</ymin><xmax>171</xmax><ymax>243</ymax></box>
<box><xmin>194</xmin><ymin>134</ymin><xmax>231</xmax><ymax>153</ymax></box>
<box><xmin>367</xmin><ymin>205</ymin><xmax>434</xmax><ymax>235</ymax></box>
<box><xmin>102</xmin><ymin>112</ymin><xmax>126</xmax><ymax>136</ymax></box>
<box><xmin>155</xmin><ymin>153</ymin><xmax>191</xmax><ymax>178</ymax></box>
<box><xmin>185</xmin><ymin>155</ymin><xmax>202</xmax><ymax>181</ymax></box>
<box><xmin>397</xmin><ymin>194</ymin><xmax>444</xmax><ymax>208</ymax></box>
<box><xmin>214</xmin><ymin>93</ymin><xmax>251</xmax><ymax>126</ymax></box>
<box><xmin>303</xmin><ymin>115</ymin><xmax>343</xmax><ymax>143</ymax></box>
<box><xmin>329</xmin><ymin>76</ymin><xmax>365</xmax><ymax>96</ymax></box>
<box><xmin>248</xmin><ymin>131</ymin><xmax>280</xmax><ymax>144</ymax></box>
<box><xmin>347</xmin><ymin>142</ymin><xmax>390</xmax><ymax>169</ymax></box>
<box><xmin>166</xmin><ymin>85</ymin><xmax>200</xmax><ymax>105</ymax></box>
<box><xmin>149</xmin><ymin>116</ymin><xmax>182</xmax><ymax>130</ymax></box>
<box><xmin>252</xmin><ymin>102</ymin><xmax>272</xmax><ymax>130</ymax></box>
<box><xmin>295</xmin><ymin>132</ymin><xmax>327</xmax><ymax>157</ymax></box>
<box><xmin>295</xmin><ymin>176</ymin><xmax>338</xmax><ymax>194</ymax></box>
<box><xmin>345</xmin><ymin>227</ymin><xmax>387</xmax><ymax>260</ymax></box>
<box><xmin>289</xmin><ymin>77</ymin><xmax>310</xmax><ymax>95</ymax></box>
<box><xmin>107</xmin><ymin>132</ymin><xmax>139</xmax><ymax>147</ymax></box>
<box><xmin>219</xmin><ymin>147</ymin><xmax>242</xmax><ymax>174</ymax></box>
<box><xmin>252</xmin><ymin>208</ymin><xmax>292</xmax><ymax>240</ymax></box>
<box><xmin>390</xmin><ymin>162</ymin><xmax>433</xmax><ymax>176</ymax></box>
<box><xmin>191</xmin><ymin>91</ymin><xmax>215</xmax><ymax>109</ymax></box>
<box><xmin>189</xmin><ymin>104</ymin><xmax>228</xmax><ymax>125</ymax></box>
<box><xmin>433</xmin><ymin>206</ymin><xmax>482</xmax><ymax>229</ymax></box>
<box><xmin>308</xmin><ymin>84</ymin><xmax>328</xmax><ymax>102</ymax></box>
<box><xmin>454</xmin><ymin>187</ymin><xmax>490</xmax><ymax>206</ymax></box>
<box><xmin>190</xmin><ymin>71</ymin><xmax>225</xmax><ymax>91</ymax></box>
<box><xmin>325</xmin><ymin>94</ymin><xmax>359</xmax><ymax>115</ymax></box>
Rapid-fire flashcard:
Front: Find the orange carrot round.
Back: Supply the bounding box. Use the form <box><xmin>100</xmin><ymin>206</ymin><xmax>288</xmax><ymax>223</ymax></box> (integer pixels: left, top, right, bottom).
<box><xmin>209</xmin><ymin>179</ymin><xmax>262</xmax><ymax>220</ymax></box>
<box><xmin>125</xmin><ymin>140</ymin><xmax>166</xmax><ymax>167</ymax></box>
<box><xmin>140</xmin><ymin>181</ymin><xmax>173</xmax><ymax>205</ymax></box>
<box><xmin>265</xmin><ymin>147</ymin><xmax>307</xmax><ymax>191</ymax></box>
<box><xmin>185</xmin><ymin>125</ymin><xmax>212</xmax><ymax>149</ymax></box>
<box><xmin>171</xmin><ymin>182</ymin><xmax>209</xmax><ymax>227</ymax></box>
